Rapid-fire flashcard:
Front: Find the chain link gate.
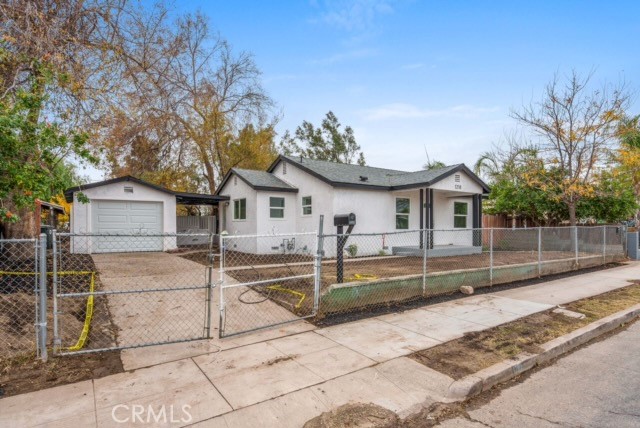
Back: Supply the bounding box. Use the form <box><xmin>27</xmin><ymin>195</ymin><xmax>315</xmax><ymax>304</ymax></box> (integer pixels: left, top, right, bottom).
<box><xmin>52</xmin><ymin>232</ymin><xmax>218</xmax><ymax>354</ymax></box>
<box><xmin>219</xmin><ymin>232</ymin><xmax>320</xmax><ymax>338</ymax></box>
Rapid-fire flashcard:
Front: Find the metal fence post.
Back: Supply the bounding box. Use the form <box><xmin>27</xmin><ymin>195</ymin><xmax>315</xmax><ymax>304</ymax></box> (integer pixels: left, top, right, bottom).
<box><xmin>602</xmin><ymin>226</ymin><xmax>607</xmax><ymax>264</ymax></box>
<box><xmin>314</xmin><ymin>215</ymin><xmax>324</xmax><ymax>315</ymax></box>
<box><xmin>219</xmin><ymin>234</ymin><xmax>227</xmax><ymax>338</ymax></box>
<box><xmin>422</xmin><ymin>229</ymin><xmax>428</xmax><ymax>296</ymax></box>
<box><xmin>537</xmin><ymin>227</ymin><xmax>542</xmax><ymax>277</ymax></box>
<box><xmin>574</xmin><ymin>225</ymin><xmax>579</xmax><ymax>264</ymax></box>
<box><xmin>38</xmin><ymin>233</ymin><xmax>48</xmax><ymax>362</ymax></box>
<box><xmin>204</xmin><ymin>233</ymin><xmax>214</xmax><ymax>339</ymax></box>
<box><xmin>51</xmin><ymin>230</ymin><xmax>60</xmax><ymax>352</ymax></box>
<box><xmin>489</xmin><ymin>228</ymin><xmax>494</xmax><ymax>286</ymax></box>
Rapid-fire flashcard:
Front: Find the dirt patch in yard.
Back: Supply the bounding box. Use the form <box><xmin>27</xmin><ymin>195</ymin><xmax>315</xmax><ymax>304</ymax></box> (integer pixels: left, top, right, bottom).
<box><xmin>183</xmin><ymin>249</ymin><xmax>594</xmax><ymax>317</ymax></box>
<box><xmin>1</xmin><ymin>247</ymin><xmax>121</xmax><ymax>398</ymax></box>
<box><xmin>210</xmin><ymin>250</ymin><xmax>584</xmax><ymax>290</ymax></box>
<box><xmin>410</xmin><ymin>281</ymin><xmax>640</xmax><ymax>379</ymax></box>
<box><xmin>0</xmin><ymin>350</ymin><xmax>122</xmax><ymax>398</ymax></box>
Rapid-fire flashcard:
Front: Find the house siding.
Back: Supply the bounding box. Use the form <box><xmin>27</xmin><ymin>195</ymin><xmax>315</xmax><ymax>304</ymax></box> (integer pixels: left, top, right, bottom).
<box><xmin>217</xmin><ymin>173</ymin><xmax>259</xmax><ymax>253</ymax></box>
<box><xmin>429</xmin><ymin>170</ymin><xmax>484</xmax><ymax>194</ymax></box>
<box><xmin>271</xmin><ymin>160</ymin><xmax>334</xmax><ymax>233</ymax></box>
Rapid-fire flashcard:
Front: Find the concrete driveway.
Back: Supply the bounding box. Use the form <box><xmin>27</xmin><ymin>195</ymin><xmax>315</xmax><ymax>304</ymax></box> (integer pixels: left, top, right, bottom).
<box><xmin>91</xmin><ymin>252</ymin><xmax>313</xmax><ymax>369</ymax></box>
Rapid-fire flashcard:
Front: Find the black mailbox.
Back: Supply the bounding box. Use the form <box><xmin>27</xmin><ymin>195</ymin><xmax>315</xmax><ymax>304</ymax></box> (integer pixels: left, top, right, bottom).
<box><xmin>334</xmin><ymin>213</ymin><xmax>356</xmax><ymax>227</ymax></box>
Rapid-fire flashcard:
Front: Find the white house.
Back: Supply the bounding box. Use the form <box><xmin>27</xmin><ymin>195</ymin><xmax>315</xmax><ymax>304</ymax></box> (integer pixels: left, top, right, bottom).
<box><xmin>64</xmin><ymin>176</ymin><xmax>228</xmax><ymax>253</ymax></box>
<box><xmin>215</xmin><ymin>155</ymin><xmax>490</xmax><ymax>256</ymax></box>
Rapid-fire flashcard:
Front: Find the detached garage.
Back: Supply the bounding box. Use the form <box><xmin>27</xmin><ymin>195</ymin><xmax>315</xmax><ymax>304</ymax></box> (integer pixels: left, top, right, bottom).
<box><xmin>64</xmin><ymin>176</ymin><xmax>228</xmax><ymax>253</ymax></box>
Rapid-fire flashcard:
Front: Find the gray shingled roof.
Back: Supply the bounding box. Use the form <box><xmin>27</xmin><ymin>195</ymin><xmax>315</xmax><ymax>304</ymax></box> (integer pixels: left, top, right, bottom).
<box><xmin>233</xmin><ymin>168</ymin><xmax>298</xmax><ymax>192</ymax></box>
<box><xmin>278</xmin><ymin>156</ymin><xmax>479</xmax><ymax>190</ymax></box>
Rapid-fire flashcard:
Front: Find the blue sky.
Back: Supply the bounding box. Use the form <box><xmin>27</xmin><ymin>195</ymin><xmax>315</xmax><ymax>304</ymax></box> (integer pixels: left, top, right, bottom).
<box><xmin>95</xmin><ymin>0</ymin><xmax>639</xmax><ymax>177</ymax></box>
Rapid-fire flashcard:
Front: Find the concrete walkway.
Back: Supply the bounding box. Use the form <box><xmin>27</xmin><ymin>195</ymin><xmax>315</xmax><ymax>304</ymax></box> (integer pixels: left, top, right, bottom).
<box><xmin>2</xmin><ymin>262</ymin><xmax>638</xmax><ymax>428</ymax></box>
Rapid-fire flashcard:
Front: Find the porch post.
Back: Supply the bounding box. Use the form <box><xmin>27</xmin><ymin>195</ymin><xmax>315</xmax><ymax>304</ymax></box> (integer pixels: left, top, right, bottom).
<box><xmin>472</xmin><ymin>194</ymin><xmax>482</xmax><ymax>246</ymax></box>
<box><xmin>427</xmin><ymin>189</ymin><xmax>434</xmax><ymax>249</ymax></box>
<box><xmin>419</xmin><ymin>189</ymin><xmax>424</xmax><ymax>249</ymax></box>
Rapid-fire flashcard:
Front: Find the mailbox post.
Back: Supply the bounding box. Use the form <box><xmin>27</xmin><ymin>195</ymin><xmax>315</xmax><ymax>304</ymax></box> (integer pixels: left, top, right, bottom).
<box><xmin>335</xmin><ymin>213</ymin><xmax>356</xmax><ymax>283</ymax></box>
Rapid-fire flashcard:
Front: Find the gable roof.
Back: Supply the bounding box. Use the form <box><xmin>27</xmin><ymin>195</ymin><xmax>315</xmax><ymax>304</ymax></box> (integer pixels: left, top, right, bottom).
<box><xmin>64</xmin><ymin>175</ymin><xmax>229</xmax><ymax>204</ymax></box>
<box><xmin>215</xmin><ymin>168</ymin><xmax>298</xmax><ymax>195</ymax></box>
<box><xmin>268</xmin><ymin>155</ymin><xmax>490</xmax><ymax>193</ymax></box>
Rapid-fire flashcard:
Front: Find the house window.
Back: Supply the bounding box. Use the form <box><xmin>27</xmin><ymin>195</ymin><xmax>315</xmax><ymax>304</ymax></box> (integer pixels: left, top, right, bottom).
<box><xmin>270</xmin><ymin>197</ymin><xmax>285</xmax><ymax>219</ymax></box>
<box><xmin>395</xmin><ymin>198</ymin><xmax>410</xmax><ymax>230</ymax></box>
<box><xmin>234</xmin><ymin>176</ymin><xmax>238</xmax><ymax>186</ymax></box>
<box><xmin>233</xmin><ymin>198</ymin><xmax>246</xmax><ymax>220</ymax></box>
<box><xmin>454</xmin><ymin>174</ymin><xmax>461</xmax><ymax>183</ymax></box>
<box><xmin>454</xmin><ymin>202</ymin><xmax>468</xmax><ymax>228</ymax></box>
<box><xmin>302</xmin><ymin>196</ymin><xmax>312</xmax><ymax>216</ymax></box>
<box><xmin>283</xmin><ymin>162</ymin><xmax>287</xmax><ymax>175</ymax></box>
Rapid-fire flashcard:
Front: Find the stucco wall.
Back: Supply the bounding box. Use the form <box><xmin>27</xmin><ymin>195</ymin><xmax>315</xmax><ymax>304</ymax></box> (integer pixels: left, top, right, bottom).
<box><xmin>271</xmin><ymin>160</ymin><xmax>334</xmax><ymax>234</ymax></box>
<box><xmin>432</xmin><ymin>191</ymin><xmax>474</xmax><ymax>246</ymax></box>
<box><xmin>429</xmin><ymin>169</ymin><xmax>484</xmax><ymax>194</ymax></box>
<box><xmin>71</xmin><ymin>181</ymin><xmax>176</xmax><ymax>235</ymax></box>
<box><xmin>217</xmin><ymin>173</ymin><xmax>258</xmax><ymax>236</ymax></box>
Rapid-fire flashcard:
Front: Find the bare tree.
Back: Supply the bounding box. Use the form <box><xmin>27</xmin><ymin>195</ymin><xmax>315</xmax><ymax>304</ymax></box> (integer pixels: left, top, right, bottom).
<box><xmin>511</xmin><ymin>71</ymin><xmax>631</xmax><ymax>225</ymax></box>
<box><xmin>103</xmin><ymin>12</ymin><xmax>276</xmax><ymax>193</ymax></box>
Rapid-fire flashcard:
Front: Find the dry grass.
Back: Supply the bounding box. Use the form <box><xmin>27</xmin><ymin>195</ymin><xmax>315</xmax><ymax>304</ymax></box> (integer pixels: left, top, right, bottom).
<box><xmin>411</xmin><ymin>282</ymin><xmax>640</xmax><ymax>379</ymax></box>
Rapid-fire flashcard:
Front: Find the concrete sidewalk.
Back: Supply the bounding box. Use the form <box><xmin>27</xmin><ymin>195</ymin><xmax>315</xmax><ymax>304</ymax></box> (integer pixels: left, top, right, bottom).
<box><xmin>2</xmin><ymin>262</ymin><xmax>638</xmax><ymax>428</ymax></box>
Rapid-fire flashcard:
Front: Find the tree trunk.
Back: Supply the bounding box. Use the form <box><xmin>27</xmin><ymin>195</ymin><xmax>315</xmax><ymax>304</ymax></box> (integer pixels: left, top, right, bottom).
<box><xmin>2</xmin><ymin>206</ymin><xmax>37</xmax><ymax>238</ymax></box>
<box><xmin>568</xmin><ymin>202</ymin><xmax>577</xmax><ymax>226</ymax></box>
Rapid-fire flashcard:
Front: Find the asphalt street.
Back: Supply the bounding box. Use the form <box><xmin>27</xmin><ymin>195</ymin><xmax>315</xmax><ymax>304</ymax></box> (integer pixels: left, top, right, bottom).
<box><xmin>440</xmin><ymin>320</ymin><xmax>640</xmax><ymax>428</ymax></box>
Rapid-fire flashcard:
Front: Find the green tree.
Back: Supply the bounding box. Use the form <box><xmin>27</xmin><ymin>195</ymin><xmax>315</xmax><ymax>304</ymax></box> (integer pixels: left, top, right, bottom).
<box><xmin>0</xmin><ymin>76</ymin><xmax>96</xmax><ymax>236</ymax></box>
<box><xmin>423</xmin><ymin>160</ymin><xmax>446</xmax><ymax>170</ymax></box>
<box><xmin>577</xmin><ymin>169</ymin><xmax>637</xmax><ymax>223</ymax></box>
<box><xmin>279</xmin><ymin>111</ymin><xmax>366</xmax><ymax>165</ymax></box>
<box><xmin>616</xmin><ymin>115</ymin><xmax>640</xmax><ymax>220</ymax></box>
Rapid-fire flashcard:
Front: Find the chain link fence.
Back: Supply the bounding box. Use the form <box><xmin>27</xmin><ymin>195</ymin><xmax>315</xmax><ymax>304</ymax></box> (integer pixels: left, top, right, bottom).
<box><xmin>0</xmin><ymin>237</ymin><xmax>47</xmax><ymax>361</ymax></box>
<box><xmin>219</xmin><ymin>232</ymin><xmax>318</xmax><ymax>337</ymax></box>
<box><xmin>0</xmin><ymin>225</ymin><xmax>631</xmax><ymax>359</ymax></box>
<box><xmin>316</xmin><ymin>226</ymin><xmax>628</xmax><ymax>318</ymax></box>
<box><xmin>53</xmin><ymin>232</ymin><xmax>216</xmax><ymax>354</ymax></box>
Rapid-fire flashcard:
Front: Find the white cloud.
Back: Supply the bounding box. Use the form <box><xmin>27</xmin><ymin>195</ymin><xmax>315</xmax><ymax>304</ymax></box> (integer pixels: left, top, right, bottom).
<box><xmin>316</xmin><ymin>0</ymin><xmax>395</xmax><ymax>32</ymax></box>
<box><xmin>361</xmin><ymin>103</ymin><xmax>500</xmax><ymax>121</ymax></box>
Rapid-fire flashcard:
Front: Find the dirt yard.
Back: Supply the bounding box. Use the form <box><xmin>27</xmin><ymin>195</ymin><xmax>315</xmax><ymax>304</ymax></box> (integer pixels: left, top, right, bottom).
<box><xmin>0</xmin><ymin>247</ymin><xmax>121</xmax><ymax>398</ymax></box>
<box><xmin>183</xmin><ymin>250</ymin><xmax>586</xmax><ymax>315</ymax></box>
<box><xmin>0</xmin><ymin>350</ymin><xmax>122</xmax><ymax>398</ymax></box>
<box><xmin>410</xmin><ymin>281</ymin><xmax>640</xmax><ymax>379</ymax></box>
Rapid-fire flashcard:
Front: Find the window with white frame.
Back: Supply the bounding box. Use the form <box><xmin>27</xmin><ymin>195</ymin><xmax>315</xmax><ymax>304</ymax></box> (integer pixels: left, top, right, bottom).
<box><xmin>454</xmin><ymin>202</ymin><xmax>468</xmax><ymax>228</ymax></box>
<box><xmin>301</xmin><ymin>196</ymin><xmax>312</xmax><ymax>215</ymax></box>
<box><xmin>270</xmin><ymin>197</ymin><xmax>285</xmax><ymax>219</ymax></box>
<box><xmin>233</xmin><ymin>198</ymin><xmax>246</xmax><ymax>220</ymax></box>
<box><xmin>395</xmin><ymin>198</ymin><xmax>410</xmax><ymax>229</ymax></box>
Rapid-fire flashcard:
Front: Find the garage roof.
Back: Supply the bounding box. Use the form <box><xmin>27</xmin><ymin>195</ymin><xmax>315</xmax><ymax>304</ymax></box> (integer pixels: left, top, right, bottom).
<box><xmin>64</xmin><ymin>176</ymin><xmax>230</xmax><ymax>205</ymax></box>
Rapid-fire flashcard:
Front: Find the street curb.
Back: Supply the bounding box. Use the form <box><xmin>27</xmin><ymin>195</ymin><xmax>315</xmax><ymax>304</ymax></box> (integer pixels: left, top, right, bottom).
<box><xmin>444</xmin><ymin>303</ymin><xmax>640</xmax><ymax>402</ymax></box>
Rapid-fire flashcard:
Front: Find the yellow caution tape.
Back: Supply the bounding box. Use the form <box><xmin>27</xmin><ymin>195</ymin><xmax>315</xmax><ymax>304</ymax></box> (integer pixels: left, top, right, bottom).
<box><xmin>67</xmin><ymin>272</ymin><xmax>95</xmax><ymax>351</ymax></box>
<box><xmin>348</xmin><ymin>273</ymin><xmax>379</xmax><ymax>281</ymax></box>
<box><xmin>266</xmin><ymin>284</ymin><xmax>306</xmax><ymax>309</ymax></box>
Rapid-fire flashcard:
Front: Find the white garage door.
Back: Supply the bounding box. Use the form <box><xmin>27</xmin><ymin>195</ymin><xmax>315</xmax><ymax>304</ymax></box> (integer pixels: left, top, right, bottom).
<box><xmin>91</xmin><ymin>200</ymin><xmax>163</xmax><ymax>252</ymax></box>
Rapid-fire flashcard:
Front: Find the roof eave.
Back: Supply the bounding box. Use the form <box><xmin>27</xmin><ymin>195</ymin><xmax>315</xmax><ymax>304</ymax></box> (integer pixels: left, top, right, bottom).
<box><xmin>254</xmin><ymin>186</ymin><xmax>299</xmax><ymax>193</ymax></box>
